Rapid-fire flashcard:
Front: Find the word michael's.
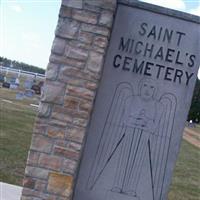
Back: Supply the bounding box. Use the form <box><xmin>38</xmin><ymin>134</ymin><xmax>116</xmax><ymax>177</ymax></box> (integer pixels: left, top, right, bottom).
<box><xmin>112</xmin><ymin>22</ymin><xmax>197</xmax><ymax>86</ymax></box>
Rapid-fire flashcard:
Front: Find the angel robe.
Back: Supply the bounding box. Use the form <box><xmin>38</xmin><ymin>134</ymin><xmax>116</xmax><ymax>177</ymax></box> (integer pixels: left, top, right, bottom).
<box><xmin>112</xmin><ymin>95</ymin><xmax>163</xmax><ymax>196</ymax></box>
<box><xmin>87</xmin><ymin>82</ymin><xmax>176</xmax><ymax>200</ymax></box>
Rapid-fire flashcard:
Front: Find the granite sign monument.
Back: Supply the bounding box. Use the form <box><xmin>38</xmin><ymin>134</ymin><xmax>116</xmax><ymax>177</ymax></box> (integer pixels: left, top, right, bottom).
<box><xmin>73</xmin><ymin>2</ymin><xmax>200</xmax><ymax>200</ymax></box>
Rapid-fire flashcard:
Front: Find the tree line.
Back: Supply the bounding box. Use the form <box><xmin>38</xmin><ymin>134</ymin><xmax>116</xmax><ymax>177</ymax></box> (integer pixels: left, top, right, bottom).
<box><xmin>188</xmin><ymin>79</ymin><xmax>200</xmax><ymax>123</ymax></box>
<box><xmin>0</xmin><ymin>57</ymin><xmax>45</xmax><ymax>74</ymax></box>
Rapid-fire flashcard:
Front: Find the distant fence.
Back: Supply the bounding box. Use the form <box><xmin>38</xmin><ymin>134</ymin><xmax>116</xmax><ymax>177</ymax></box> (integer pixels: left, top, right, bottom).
<box><xmin>0</xmin><ymin>65</ymin><xmax>45</xmax><ymax>78</ymax></box>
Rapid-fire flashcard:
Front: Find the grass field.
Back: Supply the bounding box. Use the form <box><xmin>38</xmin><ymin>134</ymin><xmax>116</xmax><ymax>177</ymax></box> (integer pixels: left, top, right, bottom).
<box><xmin>168</xmin><ymin>141</ymin><xmax>200</xmax><ymax>200</ymax></box>
<box><xmin>0</xmin><ymin>88</ymin><xmax>199</xmax><ymax>199</ymax></box>
<box><xmin>0</xmin><ymin>88</ymin><xmax>38</xmax><ymax>185</ymax></box>
<box><xmin>0</xmin><ymin>87</ymin><xmax>39</xmax><ymax>106</ymax></box>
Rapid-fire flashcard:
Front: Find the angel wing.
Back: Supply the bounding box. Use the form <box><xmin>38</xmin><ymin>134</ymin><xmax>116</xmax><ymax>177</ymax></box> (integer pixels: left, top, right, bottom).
<box><xmin>149</xmin><ymin>93</ymin><xmax>177</xmax><ymax>200</ymax></box>
<box><xmin>87</xmin><ymin>82</ymin><xmax>133</xmax><ymax>190</ymax></box>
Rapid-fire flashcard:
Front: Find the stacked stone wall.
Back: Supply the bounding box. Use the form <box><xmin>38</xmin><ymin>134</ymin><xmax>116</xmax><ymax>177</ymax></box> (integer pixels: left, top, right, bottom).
<box><xmin>21</xmin><ymin>0</ymin><xmax>117</xmax><ymax>199</ymax></box>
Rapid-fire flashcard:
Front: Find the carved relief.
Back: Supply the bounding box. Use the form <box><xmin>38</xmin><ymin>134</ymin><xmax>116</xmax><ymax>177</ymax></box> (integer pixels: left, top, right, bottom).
<box><xmin>87</xmin><ymin>78</ymin><xmax>177</xmax><ymax>200</ymax></box>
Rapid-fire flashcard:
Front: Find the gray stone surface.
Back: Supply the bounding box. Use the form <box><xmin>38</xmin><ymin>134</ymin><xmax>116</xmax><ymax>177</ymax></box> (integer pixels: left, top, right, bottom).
<box><xmin>41</xmin><ymin>81</ymin><xmax>65</xmax><ymax>104</ymax></box>
<box><xmin>99</xmin><ymin>10</ymin><xmax>113</xmax><ymax>27</ymax></box>
<box><xmin>62</xmin><ymin>0</ymin><xmax>83</xmax><ymax>9</ymax></box>
<box><xmin>38</xmin><ymin>102</ymin><xmax>52</xmax><ymax>118</ymax></box>
<box><xmin>73</xmin><ymin>3</ymin><xmax>200</xmax><ymax>200</ymax></box>
<box><xmin>21</xmin><ymin>0</ymin><xmax>115</xmax><ymax>199</ymax></box>
<box><xmin>1</xmin><ymin>182</ymin><xmax>22</xmax><ymax>200</ymax></box>
<box><xmin>55</xmin><ymin>18</ymin><xmax>80</xmax><ymax>39</ymax></box>
<box><xmin>51</xmin><ymin>37</ymin><xmax>66</xmax><ymax>55</ymax></box>
<box><xmin>119</xmin><ymin>0</ymin><xmax>200</xmax><ymax>24</ymax></box>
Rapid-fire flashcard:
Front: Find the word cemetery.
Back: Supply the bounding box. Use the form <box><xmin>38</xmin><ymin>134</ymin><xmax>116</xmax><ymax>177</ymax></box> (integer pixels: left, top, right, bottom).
<box><xmin>113</xmin><ymin>23</ymin><xmax>197</xmax><ymax>86</ymax></box>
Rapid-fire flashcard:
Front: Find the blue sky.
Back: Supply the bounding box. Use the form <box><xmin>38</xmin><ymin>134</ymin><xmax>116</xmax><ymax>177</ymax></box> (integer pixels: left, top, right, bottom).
<box><xmin>0</xmin><ymin>0</ymin><xmax>199</xmax><ymax>78</ymax></box>
<box><xmin>0</xmin><ymin>0</ymin><xmax>61</xmax><ymax>68</ymax></box>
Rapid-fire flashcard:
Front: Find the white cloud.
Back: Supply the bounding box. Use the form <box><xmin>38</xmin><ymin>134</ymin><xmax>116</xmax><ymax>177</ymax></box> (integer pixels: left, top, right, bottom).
<box><xmin>10</xmin><ymin>4</ymin><xmax>23</xmax><ymax>13</ymax></box>
<box><xmin>140</xmin><ymin>0</ymin><xmax>186</xmax><ymax>11</ymax></box>
<box><xmin>188</xmin><ymin>6</ymin><xmax>200</xmax><ymax>16</ymax></box>
<box><xmin>198</xmin><ymin>67</ymin><xmax>200</xmax><ymax>80</ymax></box>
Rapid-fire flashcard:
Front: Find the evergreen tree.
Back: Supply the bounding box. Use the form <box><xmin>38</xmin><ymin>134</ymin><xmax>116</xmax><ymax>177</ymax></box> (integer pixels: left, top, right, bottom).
<box><xmin>188</xmin><ymin>79</ymin><xmax>200</xmax><ymax>123</ymax></box>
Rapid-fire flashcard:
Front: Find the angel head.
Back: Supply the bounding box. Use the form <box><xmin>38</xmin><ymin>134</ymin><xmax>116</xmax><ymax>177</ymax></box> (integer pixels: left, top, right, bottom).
<box><xmin>139</xmin><ymin>78</ymin><xmax>158</xmax><ymax>101</ymax></box>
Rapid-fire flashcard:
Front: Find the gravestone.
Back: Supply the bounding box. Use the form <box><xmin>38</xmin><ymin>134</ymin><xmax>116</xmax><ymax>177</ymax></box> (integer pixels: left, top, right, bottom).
<box><xmin>16</xmin><ymin>92</ymin><xmax>24</xmax><ymax>100</ymax></box>
<box><xmin>9</xmin><ymin>77</ymin><xmax>16</xmax><ymax>84</ymax></box>
<box><xmin>10</xmin><ymin>84</ymin><xmax>18</xmax><ymax>89</ymax></box>
<box><xmin>73</xmin><ymin>2</ymin><xmax>200</xmax><ymax>200</ymax></box>
<box><xmin>24</xmin><ymin>89</ymin><xmax>35</xmax><ymax>98</ymax></box>
<box><xmin>24</xmin><ymin>79</ymin><xmax>33</xmax><ymax>89</ymax></box>
<box><xmin>0</xmin><ymin>74</ymin><xmax>5</xmax><ymax>83</ymax></box>
<box><xmin>15</xmin><ymin>78</ymin><xmax>20</xmax><ymax>86</ymax></box>
<box><xmin>9</xmin><ymin>77</ymin><xmax>18</xmax><ymax>89</ymax></box>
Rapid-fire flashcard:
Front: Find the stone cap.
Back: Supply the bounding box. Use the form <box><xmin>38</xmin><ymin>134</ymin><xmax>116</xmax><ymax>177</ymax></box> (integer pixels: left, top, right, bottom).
<box><xmin>118</xmin><ymin>0</ymin><xmax>200</xmax><ymax>24</ymax></box>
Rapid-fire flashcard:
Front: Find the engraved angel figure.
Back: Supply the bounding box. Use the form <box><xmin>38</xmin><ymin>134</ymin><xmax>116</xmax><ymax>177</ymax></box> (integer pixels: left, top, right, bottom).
<box><xmin>87</xmin><ymin>78</ymin><xmax>176</xmax><ymax>200</ymax></box>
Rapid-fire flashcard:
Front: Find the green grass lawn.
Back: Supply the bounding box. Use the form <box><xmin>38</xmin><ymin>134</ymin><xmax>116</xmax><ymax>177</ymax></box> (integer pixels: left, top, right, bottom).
<box><xmin>0</xmin><ymin>89</ymin><xmax>199</xmax><ymax>200</ymax></box>
<box><xmin>169</xmin><ymin>140</ymin><xmax>200</xmax><ymax>200</ymax></box>
<box><xmin>0</xmin><ymin>88</ymin><xmax>37</xmax><ymax>185</ymax></box>
<box><xmin>0</xmin><ymin>87</ymin><xmax>39</xmax><ymax>106</ymax></box>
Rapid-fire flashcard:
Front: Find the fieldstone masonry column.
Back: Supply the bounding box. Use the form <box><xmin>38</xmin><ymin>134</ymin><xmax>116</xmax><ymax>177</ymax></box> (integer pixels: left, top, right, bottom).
<box><xmin>21</xmin><ymin>0</ymin><xmax>117</xmax><ymax>199</ymax></box>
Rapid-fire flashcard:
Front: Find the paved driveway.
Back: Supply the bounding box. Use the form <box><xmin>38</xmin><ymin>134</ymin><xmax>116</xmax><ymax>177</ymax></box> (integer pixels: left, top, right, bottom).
<box><xmin>183</xmin><ymin>127</ymin><xmax>200</xmax><ymax>148</ymax></box>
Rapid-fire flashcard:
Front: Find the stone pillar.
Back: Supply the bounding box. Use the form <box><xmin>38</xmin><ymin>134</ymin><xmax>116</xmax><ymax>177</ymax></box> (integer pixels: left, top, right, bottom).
<box><xmin>21</xmin><ymin>0</ymin><xmax>116</xmax><ymax>199</ymax></box>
